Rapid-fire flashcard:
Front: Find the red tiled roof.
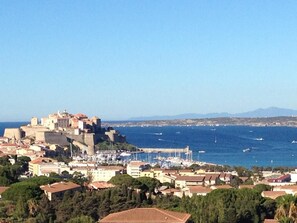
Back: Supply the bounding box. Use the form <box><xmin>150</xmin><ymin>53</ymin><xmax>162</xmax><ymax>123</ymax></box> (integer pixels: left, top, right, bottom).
<box><xmin>30</xmin><ymin>157</ymin><xmax>56</xmax><ymax>164</ymax></box>
<box><xmin>188</xmin><ymin>186</ymin><xmax>212</xmax><ymax>194</ymax></box>
<box><xmin>1</xmin><ymin>143</ymin><xmax>18</xmax><ymax>147</ymax></box>
<box><xmin>89</xmin><ymin>181</ymin><xmax>115</xmax><ymax>190</ymax></box>
<box><xmin>213</xmin><ymin>185</ymin><xmax>233</xmax><ymax>189</ymax></box>
<box><xmin>204</xmin><ymin>174</ymin><xmax>220</xmax><ymax>181</ymax></box>
<box><xmin>274</xmin><ymin>185</ymin><xmax>297</xmax><ymax>191</ymax></box>
<box><xmin>128</xmin><ymin>161</ymin><xmax>147</xmax><ymax>166</ymax></box>
<box><xmin>175</xmin><ymin>175</ymin><xmax>205</xmax><ymax>182</ymax></box>
<box><xmin>161</xmin><ymin>188</ymin><xmax>181</xmax><ymax>194</ymax></box>
<box><xmin>40</xmin><ymin>181</ymin><xmax>80</xmax><ymax>193</ymax></box>
<box><xmin>74</xmin><ymin>113</ymin><xmax>88</xmax><ymax>118</ymax></box>
<box><xmin>267</xmin><ymin>174</ymin><xmax>291</xmax><ymax>182</ymax></box>
<box><xmin>100</xmin><ymin>208</ymin><xmax>191</xmax><ymax>223</ymax></box>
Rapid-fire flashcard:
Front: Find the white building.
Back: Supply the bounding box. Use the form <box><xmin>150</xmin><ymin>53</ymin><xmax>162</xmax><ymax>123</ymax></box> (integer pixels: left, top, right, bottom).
<box><xmin>127</xmin><ymin>161</ymin><xmax>148</xmax><ymax>178</ymax></box>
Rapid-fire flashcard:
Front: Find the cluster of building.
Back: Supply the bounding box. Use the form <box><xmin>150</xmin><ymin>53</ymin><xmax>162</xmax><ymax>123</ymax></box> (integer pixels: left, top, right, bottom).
<box><xmin>1</xmin><ymin>111</ymin><xmax>126</xmax><ymax>159</ymax></box>
<box><xmin>26</xmin><ymin>157</ymin><xmax>297</xmax><ymax>223</ymax></box>
<box><xmin>0</xmin><ymin>136</ymin><xmax>46</xmax><ymax>160</ymax></box>
<box><xmin>29</xmin><ymin>157</ymin><xmax>125</xmax><ymax>181</ymax></box>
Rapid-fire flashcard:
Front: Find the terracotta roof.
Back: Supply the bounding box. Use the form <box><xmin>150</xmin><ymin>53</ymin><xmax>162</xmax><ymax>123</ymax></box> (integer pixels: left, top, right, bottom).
<box><xmin>100</xmin><ymin>208</ymin><xmax>191</xmax><ymax>223</ymax></box>
<box><xmin>30</xmin><ymin>157</ymin><xmax>56</xmax><ymax>164</ymax></box>
<box><xmin>128</xmin><ymin>161</ymin><xmax>147</xmax><ymax>167</ymax></box>
<box><xmin>161</xmin><ymin>188</ymin><xmax>181</xmax><ymax>194</ymax></box>
<box><xmin>274</xmin><ymin>185</ymin><xmax>297</xmax><ymax>191</ymax></box>
<box><xmin>75</xmin><ymin>113</ymin><xmax>87</xmax><ymax>117</ymax></box>
<box><xmin>212</xmin><ymin>185</ymin><xmax>233</xmax><ymax>189</ymax></box>
<box><xmin>1</xmin><ymin>143</ymin><xmax>18</xmax><ymax>147</ymax></box>
<box><xmin>89</xmin><ymin>181</ymin><xmax>115</xmax><ymax>190</ymax></box>
<box><xmin>40</xmin><ymin>181</ymin><xmax>80</xmax><ymax>193</ymax></box>
<box><xmin>175</xmin><ymin>176</ymin><xmax>205</xmax><ymax>182</ymax></box>
<box><xmin>262</xmin><ymin>191</ymin><xmax>286</xmax><ymax>199</ymax></box>
<box><xmin>0</xmin><ymin>187</ymin><xmax>9</xmax><ymax>194</ymax></box>
<box><xmin>188</xmin><ymin>186</ymin><xmax>212</xmax><ymax>194</ymax></box>
<box><xmin>267</xmin><ymin>174</ymin><xmax>291</xmax><ymax>182</ymax></box>
<box><xmin>204</xmin><ymin>174</ymin><xmax>219</xmax><ymax>181</ymax></box>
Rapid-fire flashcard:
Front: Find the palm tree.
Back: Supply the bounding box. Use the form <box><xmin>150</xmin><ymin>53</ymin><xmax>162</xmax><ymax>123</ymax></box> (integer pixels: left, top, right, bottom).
<box><xmin>275</xmin><ymin>195</ymin><xmax>297</xmax><ymax>223</ymax></box>
<box><xmin>27</xmin><ymin>198</ymin><xmax>39</xmax><ymax>217</ymax></box>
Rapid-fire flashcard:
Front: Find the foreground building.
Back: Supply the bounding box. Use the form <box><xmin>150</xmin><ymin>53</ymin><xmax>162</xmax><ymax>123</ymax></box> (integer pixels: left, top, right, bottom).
<box><xmin>99</xmin><ymin>208</ymin><xmax>191</xmax><ymax>223</ymax></box>
<box><xmin>40</xmin><ymin>181</ymin><xmax>81</xmax><ymax>201</ymax></box>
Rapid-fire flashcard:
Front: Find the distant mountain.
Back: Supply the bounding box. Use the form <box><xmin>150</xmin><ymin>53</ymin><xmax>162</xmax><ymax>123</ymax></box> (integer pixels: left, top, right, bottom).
<box><xmin>130</xmin><ymin>107</ymin><xmax>297</xmax><ymax>121</ymax></box>
<box><xmin>235</xmin><ymin>107</ymin><xmax>297</xmax><ymax>118</ymax></box>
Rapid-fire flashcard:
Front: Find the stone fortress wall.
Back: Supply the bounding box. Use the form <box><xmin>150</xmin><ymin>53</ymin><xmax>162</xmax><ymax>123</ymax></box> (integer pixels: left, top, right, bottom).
<box><xmin>3</xmin><ymin>128</ymin><xmax>23</xmax><ymax>140</ymax></box>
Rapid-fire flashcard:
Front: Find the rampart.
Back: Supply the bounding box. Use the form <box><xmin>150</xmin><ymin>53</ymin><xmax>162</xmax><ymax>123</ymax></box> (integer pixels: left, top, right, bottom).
<box><xmin>36</xmin><ymin>131</ymin><xmax>69</xmax><ymax>146</ymax></box>
<box><xmin>3</xmin><ymin>128</ymin><xmax>23</xmax><ymax>140</ymax></box>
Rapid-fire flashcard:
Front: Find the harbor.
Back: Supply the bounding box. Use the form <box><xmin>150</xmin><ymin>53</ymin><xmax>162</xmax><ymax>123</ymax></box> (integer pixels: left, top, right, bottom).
<box><xmin>139</xmin><ymin>146</ymin><xmax>191</xmax><ymax>154</ymax></box>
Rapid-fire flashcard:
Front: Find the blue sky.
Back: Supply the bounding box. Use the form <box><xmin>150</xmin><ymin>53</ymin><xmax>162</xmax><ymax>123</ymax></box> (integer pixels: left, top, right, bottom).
<box><xmin>1</xmin><ymin>1</ymin><xmax>297</xmax><ymax>121</ymax></box>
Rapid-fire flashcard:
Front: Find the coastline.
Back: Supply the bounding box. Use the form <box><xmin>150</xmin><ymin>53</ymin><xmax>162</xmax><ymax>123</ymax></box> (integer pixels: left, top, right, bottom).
<box><xmin>103</xmin><ymin>116</ymin><xmax>297</xmax><ymax>128</ymax></box>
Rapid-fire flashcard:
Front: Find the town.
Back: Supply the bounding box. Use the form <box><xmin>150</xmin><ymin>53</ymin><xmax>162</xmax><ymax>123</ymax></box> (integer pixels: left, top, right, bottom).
<box><xmin>0</xmin><ymin>111</ymin><xmax>296</xmax><ymax>222</ymax></box>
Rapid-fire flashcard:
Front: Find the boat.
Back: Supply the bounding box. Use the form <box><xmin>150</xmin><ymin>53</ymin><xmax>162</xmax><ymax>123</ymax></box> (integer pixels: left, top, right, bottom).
<box><xmin>243</xmin><ymin>148</ymin><xmax>251</xmax><ymax>152</ymax></box>
<box><xmin>154</xmin><ymin>133</ymin><xmax>162</xmax><ymax>136</ymax></box>
<box><xmin>119</xmin><ymin>151</ymin><xmax>131</xmax><ymax>157</ymax></box>
<box><xmin>198</xmin><ymin>150</ymin><xmax>206</xmax><ymax>153</ymax></box>
<box><xmin>255</xmin><ymin>138</ymin><xmax>264</xmax><ymax>141</ymax></box>
<box><xmin>292</xmin><ymin>140</ymin><xmax>297</xmax><ymax>144</ymax></box>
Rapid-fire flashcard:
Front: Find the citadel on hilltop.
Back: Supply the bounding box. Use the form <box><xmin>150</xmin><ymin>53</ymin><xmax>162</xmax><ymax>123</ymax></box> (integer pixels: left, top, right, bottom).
<box><xmin>3</xmin><ymin>110</ymin><xmax>126</xmax><ymax>156</ymax></box>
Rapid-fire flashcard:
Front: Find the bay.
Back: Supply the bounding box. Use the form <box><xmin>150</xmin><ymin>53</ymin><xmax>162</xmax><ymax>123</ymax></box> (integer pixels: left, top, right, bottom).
<box><xmin>1</xmin><ymin>122</ymin><xmax>297</xmax><ymax>168</ymax></box>
<box><xmin>116</xmin><ymin>125</ymin><xmax>297</xmax><ymax>168</ymax></box>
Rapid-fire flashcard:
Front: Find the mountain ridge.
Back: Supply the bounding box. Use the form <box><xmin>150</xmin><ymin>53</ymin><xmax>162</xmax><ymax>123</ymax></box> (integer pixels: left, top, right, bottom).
<box><xmin>130</xmin><ymin>107</ymin><xmax>297</xmax><ymax>121</ymax></box>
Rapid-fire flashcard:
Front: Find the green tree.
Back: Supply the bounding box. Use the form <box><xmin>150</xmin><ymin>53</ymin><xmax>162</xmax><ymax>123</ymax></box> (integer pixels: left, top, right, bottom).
<box><xmin>137</xmin><ymin>177</ymin><xmax>160</xmax><ymax>193</ymax></box>
<box><xmin>14</xmin><ymin>196</ymin><xmax>29</xmax><ymax>220</ymax></box>
<box><xmin>109</xmin><ymin>174</ymin><xmax>141</xmax><ymax>188</ymax></box>
<box><xmin>275</xmin><ymin>195</ymin><xmax>297</xmax><ymax>223</ymax></box>
<box><xmin>254</xmin><ymin>184</ymin><xmax>272</xmax><ymax>193</ymax></box>
<box><xmin>2</xmin><ymin>182</ymin><xmax>42</xmax><ymax>202</ymax></box>
<box><xmin>67</xmin><ymin>215</ymin><xmax>95</xmax><ymax>223</ymax></box>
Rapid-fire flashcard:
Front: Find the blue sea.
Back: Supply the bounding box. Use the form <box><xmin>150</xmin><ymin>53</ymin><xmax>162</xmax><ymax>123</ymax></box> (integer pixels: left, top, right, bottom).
<box><xmin>1</xmin><ymin>122</ymin><xmax>297</xmax><ymax>168</ymax></box>
<box><xmin>116</xmin><ymin>125</ymin><xmax>297</xmax><ymax>168</ymax></box>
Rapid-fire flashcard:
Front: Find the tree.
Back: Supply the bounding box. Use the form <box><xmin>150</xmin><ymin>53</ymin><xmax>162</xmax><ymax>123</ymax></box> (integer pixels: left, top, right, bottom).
<box><xmin>37</xmin><ymin>194</ymin><xmax>55</xmax><ymax>223</ymax></box>
<box><xmin>16</xmin><ymin>156</ymin><xmax>31</xmax><ymax>172</ymax></box>
<box><xmin>27</xmin><ymin>199</ymin><xmax>39</xmax><ymax>217</ymax></box>
<box><xmin>109</xmin><ymin>174</ymin><xmax>141</xmax><ymax>188</ymax></box>
<box><xmin>137</xmin><ymin>177</ymin><xmax>161</xmax><ymax>193</ymax></box>
<box><xmin>67</xmin><ymin>215</ymin><xmax>95</xmax><ymax>223</ymax></box>
<box><xmin>71</xmin><ymin>171</ymin><xmax>88</xmax><ymax>186</ymax></box>
<box><xmin>254</xmin><ymin>184</ymin><xmax>272</xmax><ymax>193</ymax></box>
<box><xmin>2</xmin><ymin>182</ymin><xmax>42</xmax><ymax>202</ymax></box>
<box><xmin>275</xmin><ymin>195</ymin><xmax>297</xmax><ymax>223</ymax></box>
<box><xmin>14</xmin><ymin>196</ymin><xmax>29</xmax><ymax>220</ymax></box>
<box><xmin>230</xmin><ymin>176</ymin><xmax>243</xmax><ymax>188</ymax></box>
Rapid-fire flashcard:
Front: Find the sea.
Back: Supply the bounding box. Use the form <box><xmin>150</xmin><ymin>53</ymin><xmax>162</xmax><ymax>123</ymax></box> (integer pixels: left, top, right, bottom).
<box><xmin>116</xmin><ymin>125</ymin><xmax>297</xmax><ymax>168</ymax></box>
<box><xmin>1</xmin><ymin>122</ymin><xmax>297</xmax><ymax>168</ymax></box>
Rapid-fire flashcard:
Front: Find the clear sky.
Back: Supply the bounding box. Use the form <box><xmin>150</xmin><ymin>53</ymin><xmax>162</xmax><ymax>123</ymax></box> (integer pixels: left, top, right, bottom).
<box><xmin>1</xmin><ymin>1</ymin><xmax>297</xmax><ymax>121</ymax></box>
